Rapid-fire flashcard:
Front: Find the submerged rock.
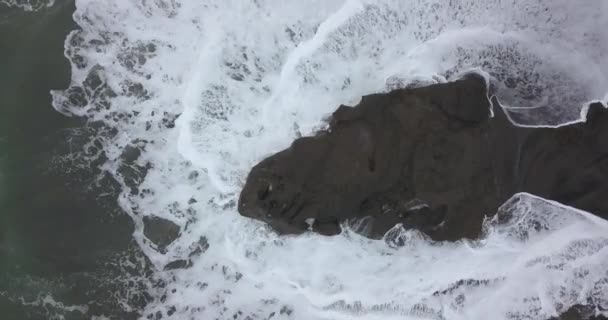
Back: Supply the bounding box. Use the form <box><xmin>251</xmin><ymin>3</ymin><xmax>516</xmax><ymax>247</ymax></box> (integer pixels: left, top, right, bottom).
<box><xmin>238</xmin><ymin>75</ymin><xmax>608</xmax><ymax>241</ymax></box>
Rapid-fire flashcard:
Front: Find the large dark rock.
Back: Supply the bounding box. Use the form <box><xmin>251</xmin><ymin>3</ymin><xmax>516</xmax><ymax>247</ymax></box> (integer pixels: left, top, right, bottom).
<box><xmin>238</xmin><ymin>75</ymin><xmax>608</xmax><ymax>241</ymax></box>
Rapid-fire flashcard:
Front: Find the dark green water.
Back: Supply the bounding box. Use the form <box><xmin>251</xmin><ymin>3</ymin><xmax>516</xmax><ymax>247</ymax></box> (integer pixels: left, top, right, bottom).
<box><xmin>1</xmin><ymin>2</ymin><xmax>152</xmax><ymax>319</ymax></box>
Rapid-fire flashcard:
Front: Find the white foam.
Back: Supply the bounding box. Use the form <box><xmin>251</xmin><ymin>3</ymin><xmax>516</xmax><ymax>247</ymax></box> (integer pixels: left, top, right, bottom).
<box><xmin>52</xmin><ymin>0</ymin><xmax>608</xmax><ymax>318</ymax></box>
<box><xmin>0</xmin><ymin>289</ymin><xmax>89</xmax><ymax>320</ymax></box>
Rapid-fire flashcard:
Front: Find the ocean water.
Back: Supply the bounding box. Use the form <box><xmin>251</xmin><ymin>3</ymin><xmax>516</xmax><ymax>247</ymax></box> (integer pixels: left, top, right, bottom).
<box><xmin>0</xmin><ymin>0</ymin><xmax>54</xmax><ymax>11</ymax></box>
<box><xmin>1</xmin><ymin>1</ymin><xmax>157</xmax><ymax>319</ymax></box>
<box><xmin>40</xmin><ymin>0</ymin><xmax>608</xmax><ymax>319</ymax></box>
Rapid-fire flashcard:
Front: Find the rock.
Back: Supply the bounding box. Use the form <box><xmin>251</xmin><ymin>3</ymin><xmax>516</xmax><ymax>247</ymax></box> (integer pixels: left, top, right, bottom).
<box><xmin>238</xmin><ymin>75</ymin><xmax>608</xmax><ymax>241</ymax></box>
<box><xmin>117</xmin><ymin>139</ymin><xmax>150</xmax><ymax>195</ymax></box>
<box><xmin>550</xmin><ymin>304</ymin><xmax>607</xmax><ymax>320</ymax></box>
<box><xmin>189</xmin><ymin>236</ymin><xmax>209</xmax><ymax>258</ymax></box>
<box><xmin>163</xmin><ymin>259</ymin><xmax>192</xmax><ymax>271</ymax></box>
<box><xmin>142</xmin><ymin>216</ymin><xmax>180</xmax><ymax>252</ymax></box>
<box><xmin>160</xmin><ymin>237</ymin><xmax>209</xmax><ymax>271</ymax></box>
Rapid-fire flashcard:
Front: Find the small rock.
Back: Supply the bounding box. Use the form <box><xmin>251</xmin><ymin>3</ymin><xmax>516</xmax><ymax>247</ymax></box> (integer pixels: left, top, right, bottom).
<box><xmin>163</xmin><ymin>259</ymin><xmax>192</xmax><ymax>271</ymax></box>
<box><xmin>550</xmin><ymin>304</ymin><xmax>607</xmax><ymax>320</ymax></box>
<box><xmin>143</xmin><ymin>216</ymin><xmax>180</xmax><ymax>252</ymax></box>
<box><xmin>189</xmin><ymin>236</ymin><xmax>209</xmax><ymax>258</ymax></box>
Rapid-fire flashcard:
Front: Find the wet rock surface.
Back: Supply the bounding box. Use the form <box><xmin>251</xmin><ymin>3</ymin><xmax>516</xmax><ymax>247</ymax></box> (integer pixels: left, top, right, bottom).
<box><xmin>238</xmin><ymin>75</ymin><xmax>608</xmax><ymax>242</ymax></box>
<box><xmin>551</xmin><ymin>305</ymin><xmax>608</xmax><ymax>320</ymax></box>
<box><xmin>143</xmin><ymin>216</ymin><xmax>180</xmax><ymax>253</ymax></box>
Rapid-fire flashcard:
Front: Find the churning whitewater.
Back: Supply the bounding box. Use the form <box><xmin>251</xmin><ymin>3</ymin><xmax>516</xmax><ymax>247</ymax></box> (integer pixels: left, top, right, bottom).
<box><xmin>51</xmin><ymin>0</ymin><xmax>608</xmax><ymax>319</ymax></box>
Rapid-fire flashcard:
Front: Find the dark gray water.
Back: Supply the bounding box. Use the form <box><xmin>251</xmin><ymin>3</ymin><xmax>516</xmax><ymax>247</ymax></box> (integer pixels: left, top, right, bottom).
<box><xmin>0</xmin><ymin>1</ymin><xmax>153</xmax><ymax>319</ymax></box>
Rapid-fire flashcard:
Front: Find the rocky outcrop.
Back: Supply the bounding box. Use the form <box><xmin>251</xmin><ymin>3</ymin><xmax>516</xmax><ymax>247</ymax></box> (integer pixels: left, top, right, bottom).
<box><xmin>238</xmin><ymin>75</ymin><xmax>608</xmax><ymax>241</ymax></box>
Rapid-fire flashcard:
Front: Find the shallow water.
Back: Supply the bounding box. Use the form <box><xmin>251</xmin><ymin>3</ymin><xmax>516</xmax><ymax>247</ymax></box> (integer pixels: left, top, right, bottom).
<box><xmin>3</xmin><ymin>0</ymin><xmax>608</xmax><ymax>319</ymax></box>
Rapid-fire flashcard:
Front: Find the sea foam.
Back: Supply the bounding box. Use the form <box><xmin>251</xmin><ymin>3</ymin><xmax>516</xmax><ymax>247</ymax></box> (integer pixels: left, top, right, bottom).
<box><xmin>0</xmin><ymin>0</ymin><xmax>54</xmax><ymax>11</ymax></box>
